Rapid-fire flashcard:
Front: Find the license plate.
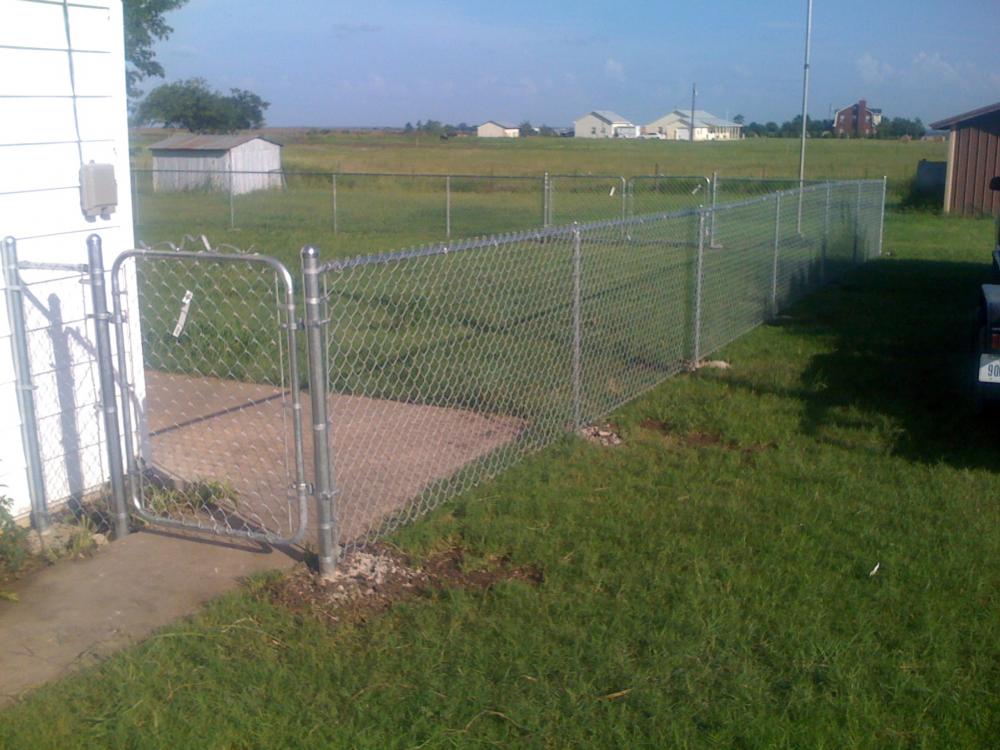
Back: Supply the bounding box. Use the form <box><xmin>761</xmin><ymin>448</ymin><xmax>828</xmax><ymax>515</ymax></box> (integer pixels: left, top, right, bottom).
<box><xmin>979</xmin><ymin>354</ymin><xmax>1000</xmax><ymax>383</ymax></box>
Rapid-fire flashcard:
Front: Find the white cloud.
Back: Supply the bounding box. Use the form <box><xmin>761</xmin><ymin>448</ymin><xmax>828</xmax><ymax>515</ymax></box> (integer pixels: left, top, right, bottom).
<box><xmin>605</xmin><ymin>58</ymin><xmax>626</xmax><ymax>83</ymax></box>
<box><xmin>856</xmin><ymin>53</ymin><xmax>894</xmax><ymax>86</ymax></box>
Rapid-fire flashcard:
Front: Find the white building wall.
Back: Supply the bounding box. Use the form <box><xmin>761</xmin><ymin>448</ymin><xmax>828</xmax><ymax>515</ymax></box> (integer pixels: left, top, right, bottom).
<box><xmin>477</xmin><ymin>122</ymin><xmax>519</xmax><ymax>138</ymax></box>
<box><xmin>230</xmin><ymin>140</ymin><xmax>283</xmax><ymax>194</ymax></box>
<box><xmin>574</xmin><ymin>113</ymin><xmax>612</xmax><ymax>139</ymax></box>
<box><xmin>0</xmin><ymin>0</ymin><xmax>140</xmax><ymax>521</ymax></box>
<box><xmin>151</xmin><ymin>139</ymin><xmax>283</xmax><ymax>195</ymax></box>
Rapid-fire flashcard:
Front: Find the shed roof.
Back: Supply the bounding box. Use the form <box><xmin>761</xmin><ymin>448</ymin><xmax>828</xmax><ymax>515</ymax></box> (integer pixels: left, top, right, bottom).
<box><xmin>652</xmin><ymin>109</ymin><xmax>741</xmax><ymax>129</ymax></box>
<box><xmin>480</xmin><ymin>120</ymin><xmax>519</xmax><ymax>130</ymax></box>
<box><xmin>587</xmin><ymin>110</ymin><xmax>634</xmax><ymax>125</ymax></box>
<box><xmin>149</xmin><ymin>133</ymin><xmax>283</xmax><ymax>152</ymax></box>
<box><xmin>930</xmin><ymin>102</ymin><xmax>1000</xmax><ymax>130</ymax></box>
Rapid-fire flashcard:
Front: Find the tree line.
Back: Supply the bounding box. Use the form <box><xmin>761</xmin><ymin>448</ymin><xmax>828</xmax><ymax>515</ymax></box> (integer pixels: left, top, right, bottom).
<box><xmin>741</xmin><ymin>114</ymin><xmax>927</xmax><ymax>139</ymax></box>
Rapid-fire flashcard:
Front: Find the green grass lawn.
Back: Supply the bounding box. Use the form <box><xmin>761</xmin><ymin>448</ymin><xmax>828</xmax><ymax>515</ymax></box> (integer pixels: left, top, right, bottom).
<box><xmin>3</xmin><ymin>209</ymin><xmax>998</xmax><ymax>748</ymax></box>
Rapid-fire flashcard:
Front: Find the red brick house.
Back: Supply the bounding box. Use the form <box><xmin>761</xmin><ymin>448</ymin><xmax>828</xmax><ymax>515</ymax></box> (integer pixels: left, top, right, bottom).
<box><xmin>834</xmin><ymin>99</ymin><xmax>882</xmax><ymax>137</ymax></box>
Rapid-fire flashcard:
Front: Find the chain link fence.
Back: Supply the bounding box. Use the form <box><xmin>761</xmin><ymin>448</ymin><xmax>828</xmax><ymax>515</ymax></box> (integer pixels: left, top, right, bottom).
<box><xmin>6</xmin><ymin>179</ymin><xmax>885</xmax><ymax>575</ymax></box>
<box><xmin>315</xmin><ymin>180</ymin><xmax>885</xmax><ymax>559</ymax></box>
<box><xmin>132</xmin><ymin>169</ymin><xmax>858</xmax><ymax>253</ymax></box>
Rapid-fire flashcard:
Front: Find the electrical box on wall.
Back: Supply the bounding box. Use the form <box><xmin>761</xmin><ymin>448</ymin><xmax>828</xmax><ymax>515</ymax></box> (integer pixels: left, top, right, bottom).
<box><xmin>79</xmin><ymin>162</ymin><xmax>117</xmax><ymax>220</ymax></box>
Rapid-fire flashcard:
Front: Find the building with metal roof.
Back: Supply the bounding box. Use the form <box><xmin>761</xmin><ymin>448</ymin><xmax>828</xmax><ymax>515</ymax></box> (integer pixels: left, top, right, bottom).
<box><xmin>930</xmin><ymin>102</ymin><xmax>1000</xmax><ymax>216</ymax></box>
<box><xmin>476</xmin><ymin>121</ymin><xmax>520</xmax><ymax>138</ymax></box>
<box><xmin>574</xmin><ymin>111</ymin><xmax>640</xmax><ymax>139</ymax></box>
<box><xmin>149</xmin><ymin>134</ymin><xmax>284</xmax><ymax>195</ymax></box>
<box><xmin>644</xmin><ymin>110</ymin><xmax>743</xmax><ymax>141</ymax></box>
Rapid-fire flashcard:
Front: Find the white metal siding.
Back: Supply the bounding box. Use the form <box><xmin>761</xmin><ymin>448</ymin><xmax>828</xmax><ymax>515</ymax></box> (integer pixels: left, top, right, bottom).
<box><xmin>477</xmin><ymin>123</ymin><xmax>518</xmax><ymax>138</ymax></box>
<box><xmin>0</xmin><ymin>0</ymin><xmax>139</xmax><ymax>520</ymax></box>
<box><xmin>574</xmin><ymin>114</ymin><xmax>609</xmax><ymax>139</ymax></box>
<box><xmin>151</xmin><ymin>139</ymin><xmax>283</xmax><ymax>195</ymax></box>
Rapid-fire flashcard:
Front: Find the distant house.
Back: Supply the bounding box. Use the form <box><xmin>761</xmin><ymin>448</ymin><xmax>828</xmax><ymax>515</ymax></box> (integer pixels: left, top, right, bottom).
<box><xmin>834</xmin><ymin>100</ymin><xmax>882</xmax><ymax>137</ymax></box>
<box><xmin>930</xmin><ymin>101</ymin><xmax>1000</xmax><ymax>217</ymax></box>
<box><xmin>149</xmin><ymin>134</ymin><xmax>284</xmax><ymax>195</ymax></box>
<box><xmin>644</xmin><ymin>110</ymin><xmax>743</xmax><ymax>141</ymax></box>
<box><xmin>477</xmin><ymin>121</ymin><xmax>520</xmax><ymax>138</ymax></box>
<box><xmin>574</xmin><ymin>111</ymin><xmax>640</xmax><ymax>139</ymax></box>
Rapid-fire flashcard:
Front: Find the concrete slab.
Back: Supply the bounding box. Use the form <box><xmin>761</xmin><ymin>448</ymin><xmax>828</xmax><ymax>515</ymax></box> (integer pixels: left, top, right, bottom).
<box><xmin>0</xmin><ymin>531</ymin><xmax>297</xmax><ymax>706</ymax></box>
<box><xmin>144</xmin><ymin>370</ymin><xmax>525</xmax><ymax>545</ymax></box>
<box><xmin>0</xmin><ymin>370</ymin><xmax>523</xmax><ymax>704</ymax></box>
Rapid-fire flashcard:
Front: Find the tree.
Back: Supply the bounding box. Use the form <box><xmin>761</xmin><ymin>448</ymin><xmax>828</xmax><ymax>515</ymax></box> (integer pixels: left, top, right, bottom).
<box><xmin>136</xmin><ymin>78</ymin><xmax>269</xmax><ymax>132</ymax></box>
<box><xmin>123</xmin><ymin>0</ymin><xmax>189</xmax><ymax>98</ymax></box>
<box><xmin>733</xmin><ymin>114</ymin><xmax>745</xmax><ymax>125</ymax></box>
<box><xmin>518</xmin><ymin>121</ymin><xmax>534</xmax><ymax>137</ymax></box>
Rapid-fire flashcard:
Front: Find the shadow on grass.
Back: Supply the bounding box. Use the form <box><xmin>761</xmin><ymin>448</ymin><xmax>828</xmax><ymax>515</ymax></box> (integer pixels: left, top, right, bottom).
<box><xmin>739</xmin><ymin>257</ymin><xmax>1000</xmax><ymax>470</ymax></box>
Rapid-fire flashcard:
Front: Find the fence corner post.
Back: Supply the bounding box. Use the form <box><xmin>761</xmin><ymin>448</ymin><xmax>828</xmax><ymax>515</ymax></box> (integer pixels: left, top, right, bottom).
<box><xmin>571</xmin><ymin>223</ymin><xmax>582</xmax><ymax>429</ymax></box>
<box><xmin>709</xmin><ymin>172</ymin><xmax>718</xmax><ymax>247</ymax></box>
<box><xmin>878</xmin><ymin>175</ymin><xmax>887</xmax><ymax>257</ymax></box>
<box><xmin>301</xmin><ymin>245</ymin><xmax>338</xmax><ymax>578</ymax></box>
<box><xmin>2</xmin><ymin>236</ymin><xmax>50</xmax><ymax>533</ymax></box>
<box><xmin>87</xmin><ymin>234</ymin><xmax>129</xmax><ymax>539</ymax></box>
<box><xmin>692</xmin><ymin>208</ymin><xmax>706</xmax><ymax>364</ymax></box>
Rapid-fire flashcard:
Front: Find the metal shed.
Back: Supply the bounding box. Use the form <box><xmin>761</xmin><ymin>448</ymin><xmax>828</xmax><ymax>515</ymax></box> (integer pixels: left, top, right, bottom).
<box><xmin>930</xmin><ymin>102</ymin><xmax>1000</xmax><ymax>217</ymax></box>
<box><xmin>149</xmin><ymin>134</ymin><xmax>284</xmax><ymax>195</ymax></box>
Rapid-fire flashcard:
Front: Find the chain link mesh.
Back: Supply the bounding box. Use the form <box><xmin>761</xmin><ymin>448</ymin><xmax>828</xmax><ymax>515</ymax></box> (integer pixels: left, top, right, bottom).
<box><xmin>319</xmin><ymin>180</ymin><xmax>883</xmax><ymax>555</ymax></box>
<box><xmin>112</xmin><ymin>251</ymin><xmax>306</xmax><ymax>543</ymax></box>
<box><xmin>628</xmin><ymin>176</ymin><xmax>712</xmax><ymax>217</ymax></box>
<box><xmin>16</xmin><ymin>265</ymin><xmax>115</xmax><ymax>530</ymax></box>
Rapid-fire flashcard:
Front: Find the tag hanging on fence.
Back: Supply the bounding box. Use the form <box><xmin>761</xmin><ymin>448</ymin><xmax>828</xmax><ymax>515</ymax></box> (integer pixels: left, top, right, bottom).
<box><xmin>172</xmin><ymin>290</ymin><xmax>194</xmax><ymax>338</ymax></box>
<box><xmin>609</xmin><ymin>185</ymin><xmax>616</xmax><ymax>197</ymax></box>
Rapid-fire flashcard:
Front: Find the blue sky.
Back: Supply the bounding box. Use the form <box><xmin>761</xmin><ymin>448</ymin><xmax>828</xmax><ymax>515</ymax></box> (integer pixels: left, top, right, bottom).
<box><xmin>153</xmin><ymin>0</ymin><xmax>1000</xmax><ymax>127</ymax></box>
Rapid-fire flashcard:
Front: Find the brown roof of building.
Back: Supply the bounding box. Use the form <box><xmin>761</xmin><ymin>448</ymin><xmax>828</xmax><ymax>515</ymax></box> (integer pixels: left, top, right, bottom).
<box><xmin>930</xmin><ymin>102</ymin><xmax>1000</xmax><ymax>130</ymax></box>
<box><xmin>148</xmin><ymin>133</ymin><xmax>283</xmax><ymax>151</ymax></box>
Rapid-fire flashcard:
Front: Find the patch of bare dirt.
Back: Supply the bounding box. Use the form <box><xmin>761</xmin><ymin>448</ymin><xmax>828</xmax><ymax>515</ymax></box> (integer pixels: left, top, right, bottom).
<box><xmin>639</xmin><ymin>419</ymin><xmax>777</xmax><ymax>458</ymax></box>
<box><xmin>264</xmin><ymin>545</ymin><xmax>542</xmax><ymax>626</ymax></box>
<box><xmin>577</xmin><ymin>423</ymin><xmax>623</xmax><ymax>446</ymax></box>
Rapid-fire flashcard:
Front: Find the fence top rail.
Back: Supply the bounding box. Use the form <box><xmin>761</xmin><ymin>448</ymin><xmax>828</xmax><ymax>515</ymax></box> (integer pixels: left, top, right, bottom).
<box><xmin>629</xmin><ymin>174</ymin><xmax>711</xmax><ymax>181</ymax></box>
<box><xmin>111</xmin><ymin>247</ymin><xmax>296</xmax><ymax>298</ymax></box>
<box><xmin>318</xmin><ymin>178</ymin><xmax>882</xmax><ymax>275</ymax></box>
<box><xmin>133</xmin><ymin>167</ymin><xmax>543</xmax><ymax>181</ymax></box>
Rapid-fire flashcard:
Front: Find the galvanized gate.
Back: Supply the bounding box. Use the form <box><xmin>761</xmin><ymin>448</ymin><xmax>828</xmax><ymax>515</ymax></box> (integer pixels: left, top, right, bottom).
<box><xmin>110</xmin><ymin>248</ymin><xmax>308</xmax><ymax>545</ymax></box>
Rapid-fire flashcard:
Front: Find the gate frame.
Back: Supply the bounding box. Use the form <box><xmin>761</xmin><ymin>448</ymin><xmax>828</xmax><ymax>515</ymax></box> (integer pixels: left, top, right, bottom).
<box><xmin>108</xmin><ymin>246</ymin><xmax>310</xmax><ymax>545</ymax></box>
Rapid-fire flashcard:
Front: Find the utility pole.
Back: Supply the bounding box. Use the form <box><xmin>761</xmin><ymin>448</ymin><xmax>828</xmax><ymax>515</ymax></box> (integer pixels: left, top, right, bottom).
<box><xmin>690</xmin><ymin>82</ymin><xmax>697</xmax><ymax>143</ymax></box>
<box><xmin>797</xmin><ymin>0</ymin><xmax>814</xmax><ymax>232</ymax></box>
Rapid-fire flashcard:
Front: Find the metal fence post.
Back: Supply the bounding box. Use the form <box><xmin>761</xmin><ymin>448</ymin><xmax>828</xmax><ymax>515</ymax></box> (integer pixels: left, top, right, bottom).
<box><xmin>821</xmin><ymin>182</ymin><xmax>831</xmax><ymax>284</ymax></box>
<box><xmin>302</xmin><ymin>246</ymin><xmax>338</xmax><ymax>578</ymax></box>
<box><xmin>86</xmin><ymin>235</ymin><xmax>129</xmax><ymax>538</ymax></box>
<box><xmin>692</xmin><ymin>209</ymin><xmax>706</xmax><ymax>363</ymax></box>
<box><xmin>619</xmin><ymin>177</ymin><xmax>627</xmax><ymax>222</ymax></box>
<box><xmin>109</xmin><ymin>255</ymin><xmax>140</xmax><ymax>519</ymax></box>
<box><xmin>571</xmin><ymin>224</ymin><xmax>582</xmax><ymax>428</ymax></box>
<box><xmin>710</xmin><ymin>172</ymin><xmax>718</xmax><ymax>246</ymax></box>
<box><xmin>332</xmin><ymin>173</ymin><xmax>338</xmax><ymax>235</ymax></box>
<box><xmin>446</xmin><ymin>175</ymin><xmax>452</xmax><ymax>239</ymax></box>
<box><xmin>2</xmin><ymin>236</ymin><xmax>50</xmax><ymax>532</ymax></box>
<box><xmin>771</xmin><ymin>194</ymin><xmax>782</xmax><ymax>317</ymax></box>
<box><xmin>131</xmin><ymin>169</ymin><xmax>140</xmax><ymax>230</ymax></box>
<box><xmin>853</xmin><ymin>181</ymin><xmax>862</xmax><ymax>263</ymax></box>
<box><xmin>877</xmin><ymin>176</ymin><xmax>887</xmax><ymax>257</ymax></box>
<box><xmin>542</xmin><ymin>172</ymin><xmax>551</xmax><ymax>227</ymax></box>
<box><xmin>228</xmin><ymin>170</ymin><xmax>235</xmax><ymax>230</ymax></box>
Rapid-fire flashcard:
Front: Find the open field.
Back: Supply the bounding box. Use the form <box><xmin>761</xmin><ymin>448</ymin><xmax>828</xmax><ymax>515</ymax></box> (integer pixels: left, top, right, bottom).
<box><xmin>3</xmin><ymin>210</ymin><xmax>998</xmax><ymax>747</ymax></box>
<box><xmin>129</xmin><ymin>131</ymin><xmax>943</xmax><ymax>257</ymax></box>
<box><xmin>132</xmin><ymin>128</ymin><xmax>946</xmax><ymax>183</ymax></box>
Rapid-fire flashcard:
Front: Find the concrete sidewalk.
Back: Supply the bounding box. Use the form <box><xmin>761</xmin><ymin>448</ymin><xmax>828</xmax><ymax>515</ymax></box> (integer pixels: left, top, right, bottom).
<box><xmin>0</xmin><ymin>531</ymin><xmax>297</xmax><ymax>706</ymax></box>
